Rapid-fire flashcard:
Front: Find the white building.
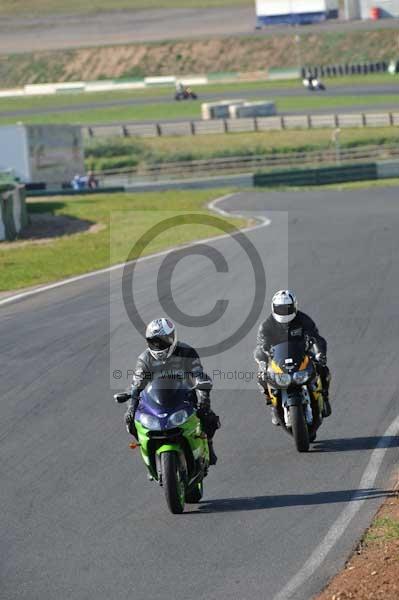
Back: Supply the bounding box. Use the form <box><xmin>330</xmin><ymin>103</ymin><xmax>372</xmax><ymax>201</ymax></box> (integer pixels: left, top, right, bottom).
<box><xmin>0</xmin><ymin>124</ymin><xmax>84</xmax><ymax>185</ymax></box>
<box><xmin>255</xmin><ymin>0</ymin><xmax>339</xmax><ymax>26</ymax></box>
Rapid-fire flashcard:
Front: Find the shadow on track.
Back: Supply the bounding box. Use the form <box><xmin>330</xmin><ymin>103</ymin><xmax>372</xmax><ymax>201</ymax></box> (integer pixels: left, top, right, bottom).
<box><xmin>193</xmin><ymin>488</ymin><xmax>395</xmax><ymax>514</ymax></box>
<box><xmin>311</xmin><ymin>435</ymin><xmax>399</xmax><ymax>453</ymax></box>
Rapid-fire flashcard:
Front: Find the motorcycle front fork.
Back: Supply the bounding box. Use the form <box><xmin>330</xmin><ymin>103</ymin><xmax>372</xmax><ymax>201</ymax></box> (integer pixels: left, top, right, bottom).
<box><xmin>283</xmin><ymin>387</ymin><xmax>313</xmax><ymax>427</ymax></box>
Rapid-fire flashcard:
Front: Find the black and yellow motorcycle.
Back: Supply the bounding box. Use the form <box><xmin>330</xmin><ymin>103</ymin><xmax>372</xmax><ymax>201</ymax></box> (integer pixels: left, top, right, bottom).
<box><xmin>265</xmin><ymin>339</ymin><xmax>326</xmax><ymax>452</ymax></box>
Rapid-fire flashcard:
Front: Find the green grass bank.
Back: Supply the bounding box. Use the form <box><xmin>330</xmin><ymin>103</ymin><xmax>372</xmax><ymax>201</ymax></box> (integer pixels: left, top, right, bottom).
<box><xmin>0</xmin><ymin>190</ymin><xmax>245</xmax><ymax>291</ymax></box>
<box><xmin>84</xmin><ymin>128</ymin><xmax>399</xmax><ymax>171</ymax></box>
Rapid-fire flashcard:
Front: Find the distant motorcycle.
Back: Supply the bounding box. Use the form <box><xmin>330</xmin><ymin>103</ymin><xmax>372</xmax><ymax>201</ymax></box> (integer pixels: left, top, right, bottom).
<box><xmin>175</xmin><ymin>88</ymin><xmax>198</xmax><ymax>101</ymax></box>
<box><xmin>303</xmin><ymin>77</ymin><xmax>326</xmax><ymax>92</ymax></box>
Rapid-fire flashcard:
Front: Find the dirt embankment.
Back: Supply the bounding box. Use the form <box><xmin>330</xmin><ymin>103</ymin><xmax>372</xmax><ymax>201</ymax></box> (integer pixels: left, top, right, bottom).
<box><xmin>316</xmin><ymin>477</ymin><xmax>399</xmax><ymax>600</ymax></box>
<box><xmin>0</xmin><ymin>30</ymin><xmax>397</xmax><ymax>88</ymax></box>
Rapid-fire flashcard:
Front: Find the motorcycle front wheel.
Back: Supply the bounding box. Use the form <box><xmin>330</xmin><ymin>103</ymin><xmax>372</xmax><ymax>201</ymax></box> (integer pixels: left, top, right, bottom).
<box><xmin>290</xmin><ymin>405</ymin><xmax>310</xmax><ymax>452</ymax></box>
<box><xmin>161</xmin><ymin>451</ymin><xmax>185</xmax><ymax>514</ymax></box>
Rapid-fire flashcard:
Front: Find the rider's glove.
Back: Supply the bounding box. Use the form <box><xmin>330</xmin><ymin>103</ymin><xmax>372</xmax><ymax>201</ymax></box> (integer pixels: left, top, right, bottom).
<box><xmin>124</xmin><ymin>407</ymin><xmax>135</xmax><ymax>426</ymax></box>
<box><xmin>315</xmin><ymin>352</ymin><xmax>327</xmax><ymax>367</ymax></box>
<box><xmin>124</xmin><ymin>407</ymin><xmax>138</xmax><ymax>438</ymax></box>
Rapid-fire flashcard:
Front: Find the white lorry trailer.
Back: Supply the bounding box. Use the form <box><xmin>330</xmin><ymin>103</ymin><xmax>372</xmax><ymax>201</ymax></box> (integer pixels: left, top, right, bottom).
<box><xmin>0</xmin><ymin>124</ymin><xmax>84</xmax><ymax>186</ymax></box>
<box><xmin>255</xmin><ymin>0</ymin><xmax>339</xmax><ymax>26</ymax></box>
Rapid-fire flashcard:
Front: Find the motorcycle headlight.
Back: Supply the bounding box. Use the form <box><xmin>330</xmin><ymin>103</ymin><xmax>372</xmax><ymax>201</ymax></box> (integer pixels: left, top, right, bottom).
<box><xmin>139</xmin><ymin>413</ymin><xmax>162</xmax><ymax>430</ymax></box>
<box><xmin>293</xmin><ymin>371</ymin><xmax>309</xmax><ymax>384</ymax></box>
<box><xmin>168</xmin><ymin>410</ymin><xmax>189</xmax><ymax>427</ymax></box>
<box><xmin>274</xmin><ymin>373</ymin><xmax>291</xmax><ymax>387</ymax></box>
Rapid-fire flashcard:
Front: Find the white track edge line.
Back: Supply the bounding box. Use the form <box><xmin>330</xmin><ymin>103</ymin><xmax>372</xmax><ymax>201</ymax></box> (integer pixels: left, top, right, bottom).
<box><xmin>0</xmin><ymin>193</ymin><xmax>270</xmax><ymax>308</ymax></box>
<box><xmin>273</xmin><ymin>413</ymin><xmax>399</xmax><ymax>600</ymax></box>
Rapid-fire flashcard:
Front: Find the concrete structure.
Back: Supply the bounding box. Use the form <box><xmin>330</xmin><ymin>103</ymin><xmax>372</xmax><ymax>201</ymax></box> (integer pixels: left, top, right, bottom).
<box><xmin>0</xmin><ymin>184</ymin><xmax>28</xmax><ymax>241</ymax></box>
<box><xmin>229</xmin><ymin>101</ymin><xmax>277</xmax><ymax>118</ymax></box>
<box><xmin>344</xmin><ymin>0</ymin><xmax>361</xmax><ymax>18</ymax></box>
<box><xmin>201</xmin><ymin>100</ymin><xmax>245</xmax><ymax>120</ymax></box>
<box><xmin>0</xmin><ymin>124</ymin><xmax>84</xmax><ymax>185</ymax></box>
<box><xmin>202</xmin><ymin>100</ymin><xmax>276</xmax><ymax>120</ymax></box>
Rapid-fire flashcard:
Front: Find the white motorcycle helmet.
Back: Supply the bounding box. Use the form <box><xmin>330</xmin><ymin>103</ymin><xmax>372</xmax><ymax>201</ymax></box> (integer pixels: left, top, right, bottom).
<box><xmin>271</xmin><ymin>290</ymin><xmax>298</xmax><ymax>324</ymax></box>
<box><xmin>146</xmin><ymin>318</ymin><xmax>177</xmax><ymax>361</ymax></box>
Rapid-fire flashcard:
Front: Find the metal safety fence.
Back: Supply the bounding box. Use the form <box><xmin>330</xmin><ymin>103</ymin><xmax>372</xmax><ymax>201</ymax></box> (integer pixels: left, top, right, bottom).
<box><xmin>95</xmin><ymin>144</ymin><xmax>399</xmax><ymax>186</ymax></box>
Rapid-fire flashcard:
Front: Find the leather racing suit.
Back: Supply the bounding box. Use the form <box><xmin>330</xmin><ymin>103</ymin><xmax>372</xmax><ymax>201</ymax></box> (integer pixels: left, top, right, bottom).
<box><xmin>125</xmin><ymin>342</ymin><xmax>220</xmax><ymax>449</ymax></box>
<box><xmin>254</xmin><ymin>311</ymin><xmax>331</xmax><ymax>404</ymax></box>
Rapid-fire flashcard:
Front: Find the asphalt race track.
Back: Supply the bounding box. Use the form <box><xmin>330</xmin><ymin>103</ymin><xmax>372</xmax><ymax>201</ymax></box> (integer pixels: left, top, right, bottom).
<box><xmin>1</xmin><ymin>8</ymin><xmax>399</xmax><ymax>54</ymax></box>
<box><xmin>2</xmin><ymin>83</ymin><xmax>398</xmax><ymax>120</ymax></box>
<box><xmin>1</xmin><ymin>189</ymin><xmax>399</xmax><ymax>599</ymax></box>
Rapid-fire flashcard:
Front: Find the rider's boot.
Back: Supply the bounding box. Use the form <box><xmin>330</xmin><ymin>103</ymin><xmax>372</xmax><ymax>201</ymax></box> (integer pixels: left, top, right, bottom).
<box><xmin>322</xmin><ymin>391</ymin><xmax>332</xmax><ymax>417</ymax></box>
<box><xmin>208</xmin><ymin>440</ymin><xmax>218</xmax><ymax>465</ymax></box>
<box><xmin>263</xmin><ymin>389</ymin><xmax>272</xmax><ymax>406</ymax></box>
<box><xmin>271</xmin><ymin>406</ymin><xmax>280</xmax><ymax>426</ymax></box>
<box><xmin>321</xmin><ymin>373</ymin><xmax>332</xmax><ymax>418</ymax></box>
<box><xmin>257</xmin><ymin>380</ymin><xmax>272</xmax><ymax>405</ymax></box>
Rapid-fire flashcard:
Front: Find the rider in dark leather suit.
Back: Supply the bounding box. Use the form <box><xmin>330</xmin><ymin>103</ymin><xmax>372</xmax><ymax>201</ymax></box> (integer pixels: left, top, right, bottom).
<box><xmin>254</xmin><ymin>290</ymin><xmax>331</xmax><ymax>425</ymax></box>
<box><xmin>124</xmin><ymin>318</ymin><xmax>220</xmax><ymax>465</ymax></box>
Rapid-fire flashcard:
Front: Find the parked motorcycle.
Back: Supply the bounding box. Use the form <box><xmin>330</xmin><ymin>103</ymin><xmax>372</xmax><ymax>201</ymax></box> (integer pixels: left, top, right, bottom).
<box><xmin>265</xmin><ymin>339</ymin><xmax>326</xmax><ymax>452</ymax></box>
<box><xmin>175</xmin><ymin>87</ymin><xmax>198</xmax><ymax>101</ymax></box>
<box><xmin>115</xmin><ymin>377</ymin><xmax>209</xmax><ymax>514</ymax></box>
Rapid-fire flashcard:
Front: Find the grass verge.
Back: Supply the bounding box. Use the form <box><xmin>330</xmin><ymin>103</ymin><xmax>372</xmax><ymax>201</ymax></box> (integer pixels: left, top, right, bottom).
<box><xmin>0</xmin><ymin>189</ymin><xmax>246</xmax><ymax>292</ymax></box>
<box><xmin>1</xmin><ymin>93</ymin><xmax>398</xmax><ymax>126</ymax></box>
<box><xmin>364</xmin><ymin>516</ymin><xmax>399</xmax><ymax>543</ymax></box>
<box><xmin>0</xmin><ymin>74</ymin><xmax>395</xmax><ymax>114</ymax></box>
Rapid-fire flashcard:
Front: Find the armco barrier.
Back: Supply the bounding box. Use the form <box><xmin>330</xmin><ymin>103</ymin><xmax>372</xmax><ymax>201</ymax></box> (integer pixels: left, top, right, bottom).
<box><xmin>24</xmin><ymin>160</ymin><xmax>398</xmax><ymax>195</ymax></box>
<box><xmin>193</xmin><ymin>120</ymin><xmax>226</xmax><ymax>135</ymax></box>
<box><xmin>254</xmin><ymin>163</ymin><xmax>378</xmax><ymax>187</ymax></box>
<box><xmin>364</xmin><ymin>113</ymin><xmax>392</xmax><ymax>127</ymax></box>
<box><xmin>309</xmin><ymin>114</ymin><xmax>336</xmax><ymax>128</ymax></box>
<box><xmin>336</xmin><ymin>113</ymin><xmax>364</xmax><ymax>128</ymax></box>
<box><xmin>158</xmin><ymin>122</ymin><xmax>193</xmax><ymax>136</ymax></box>
<box><xmin>93</xmin><ymin>145</ymin><xmax>399</xmax><ymax>184</ymax></box>
<box><xmin>226</xmin><ymin>118</ymin><xmax>256</xmax><ymax>133</ymax></box>
<box><xmin>83</xmin><ymin>111</ymin><xmax>399</xmax><ymax>140</ymax></box>
<box><xmin>0</xmin><ymin>184</ymin><xmax>29</xmax><ymax>241</ymax></box>
<box><xmin>256</xmin><ymin>116</ymin><xmax>283</xmax><ymax>131</ymax></box>
<box><xmin>123</xmin><ymin>123</ymin><xmax>159</xmax><ymax>137</ymax></box>
<box><xmin>282</xmin><ymin>115</ymin><xmax>310</xmax><ymax>129</ymax></box>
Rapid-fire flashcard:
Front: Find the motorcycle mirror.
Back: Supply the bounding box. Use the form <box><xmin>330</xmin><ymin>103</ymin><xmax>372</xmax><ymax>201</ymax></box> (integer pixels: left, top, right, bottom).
<box><xmin>114</xmin><ymin>392</ymin><xmax>131</xmax><ymax>404</ymax></box>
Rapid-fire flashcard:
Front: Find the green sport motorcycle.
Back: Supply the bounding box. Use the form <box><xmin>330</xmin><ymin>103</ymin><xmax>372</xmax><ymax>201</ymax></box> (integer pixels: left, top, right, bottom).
<box><xmin>115</xmin><ymin>377</ymin><xmax>210</xmax><ymax>514</ymax></box>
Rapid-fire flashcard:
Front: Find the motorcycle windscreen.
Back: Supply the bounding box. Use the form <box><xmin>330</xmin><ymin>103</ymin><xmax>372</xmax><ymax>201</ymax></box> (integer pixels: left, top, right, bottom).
<box><xmin>270</xmin><ymin>340</ymin><xmax>307</xmax><ymax>371</ymax></box>
<box><xmin>143</xmin><ymin>376</ymin><xmax>194</xmax><ymax>409</ymax></box>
